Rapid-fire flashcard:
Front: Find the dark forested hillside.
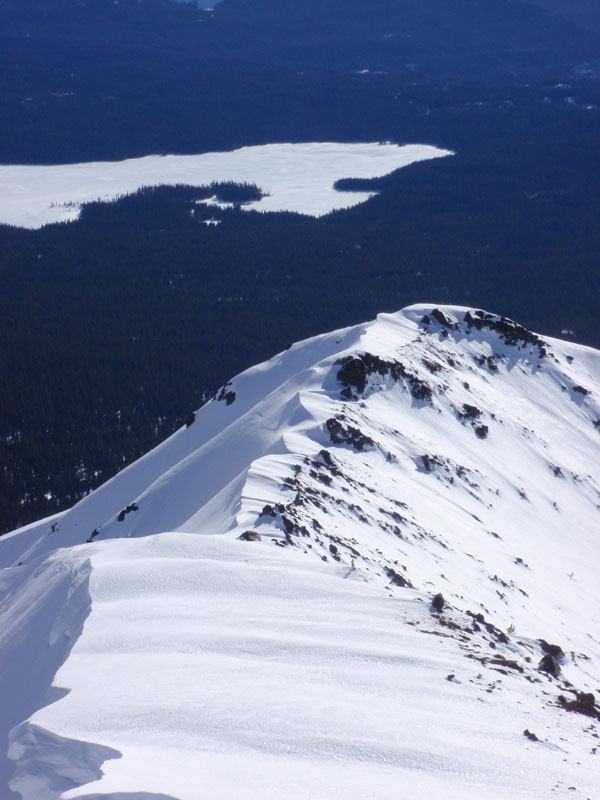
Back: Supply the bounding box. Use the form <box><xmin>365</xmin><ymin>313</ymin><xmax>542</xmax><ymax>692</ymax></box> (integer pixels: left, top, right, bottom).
<box><xmin>2</xmin><ymin>0</ymin><xmax>600</xmax><ymax>532</ymax></box>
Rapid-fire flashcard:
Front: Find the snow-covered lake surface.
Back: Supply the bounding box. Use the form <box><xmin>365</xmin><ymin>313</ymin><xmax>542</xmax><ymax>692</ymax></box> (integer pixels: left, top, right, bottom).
<box><xmin>0</xmin><ymin>142</ymin><xmax>452</xmax><ymax>229</ymax></box>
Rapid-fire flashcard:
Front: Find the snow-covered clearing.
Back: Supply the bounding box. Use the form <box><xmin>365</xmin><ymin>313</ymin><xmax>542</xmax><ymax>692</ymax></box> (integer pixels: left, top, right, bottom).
<box><xmin>0</xmin><ymin>142</ymin><xmax>451</xmax><ymax>229</ymax></box>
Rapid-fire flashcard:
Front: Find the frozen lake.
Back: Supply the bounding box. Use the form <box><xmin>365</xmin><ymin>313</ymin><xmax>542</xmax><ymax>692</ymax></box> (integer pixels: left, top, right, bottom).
<box><xmin>0</xmin><ymin>142</ymin><xmax>452</xmax><ymax>229</ymax></box>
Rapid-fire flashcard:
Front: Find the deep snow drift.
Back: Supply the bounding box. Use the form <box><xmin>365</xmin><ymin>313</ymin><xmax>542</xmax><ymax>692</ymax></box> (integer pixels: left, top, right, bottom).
<box><xmin>0</xmin><ymin>142</ymin><xmax>451</xmax><ymax>228</ymax></box>
<box><xmin>1</xmin><ymin>305</ymin><xmax>599</xmax><ymax>799</ymax></box>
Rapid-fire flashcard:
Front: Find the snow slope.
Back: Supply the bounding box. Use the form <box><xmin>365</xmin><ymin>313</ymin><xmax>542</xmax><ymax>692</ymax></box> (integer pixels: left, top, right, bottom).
<box><xmin>0</xmin><ymin>142</ymin><xmax>451</xmax><ymax>228</ymax></box>
<box><xmin>1</xmin><ymin>304</ymin><xmax>599</xmax><ymax>799</ymax></box>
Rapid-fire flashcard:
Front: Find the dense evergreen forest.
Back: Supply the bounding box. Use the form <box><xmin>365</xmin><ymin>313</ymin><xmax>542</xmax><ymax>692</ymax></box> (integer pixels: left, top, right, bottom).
<box><xmin>2</xmin><ymin>0</ymin><xmax>600</xmax><ymax>531</ymax></box>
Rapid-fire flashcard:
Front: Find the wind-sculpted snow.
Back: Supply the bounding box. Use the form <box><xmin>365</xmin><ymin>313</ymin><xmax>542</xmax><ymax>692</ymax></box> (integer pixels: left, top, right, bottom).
<box><xmin>0</xmin><ymin>142</ymin><xmax>451</xmax><ymax>228</ymax></box>
<box><xmin>0</xmin><ymin>552</ymin><xmax>93</xmax><ymax>794</ymax></box>
<box><xmin>1</xmin><ymin>305</ymin><xmax>599</xmax><ymax>798</ymax></box>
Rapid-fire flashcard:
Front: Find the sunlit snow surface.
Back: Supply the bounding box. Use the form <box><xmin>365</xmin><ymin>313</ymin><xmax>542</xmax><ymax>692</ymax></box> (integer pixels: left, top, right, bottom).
<box><xmin>1</xmin><ymin>305</ymin><xmax>600</xmax><ymax>799</ymax></box>
<box><xmin>0</xmin><ymin>142</ymin><xmax>452</xmax><ymax>229</ymax></box>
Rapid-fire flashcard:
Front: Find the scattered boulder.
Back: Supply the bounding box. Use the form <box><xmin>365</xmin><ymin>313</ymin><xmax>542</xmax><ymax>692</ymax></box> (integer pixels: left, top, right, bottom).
<box><xmin>431</xmin><ymin>592</ymin><xmax>445</xmax><ymax>613</ymax></box>
<box><xmin>523</xmin><ymin>729</ymin><xmax>539</xmax><ymax>742</ymax></box>
<box><xmin>466</xmin><ymin>610</ymin><xmax>509</xmax><ymax>643</ymax></box>
<box><xmin>558</xmin><ymin>691</ymin><xmax>599</xmax><ymax>719</ymax></box>
<box><xmin>385</xmin><ymin>566</ymin><xmax>413</xmax><ymax>588</ymax></box>
<box><xmin>336</xmin><ymin>356</ymin><xmax>371</xmax><ymax>394</ymax></box>
<box><xmin>463</xmin><ymin>310</ymin><xmax>547</xmax><ymax>356</ymax></box>
<box><xmin>117</xmin><ymin>502</ymin><xmax>139</xmax><ymax>522</ymax></box>
<box><xmin>538</xmin><ymin>653</ymin><xmax>561</xmax><ymax>677</ymax></box>
<box><xmin>409</xmin><ymin>378</ymin><xmax>433</xmax><ymax>401</ymax></box>
<box><xmin>86</xmin><ymin>528</ymin><xmax>99</xmax><ymax>543</ymax></box>
<box><xmin>335</xmin><ymin>353</ymin><xmax>432</xmax><ymax>401</ymax></box>
<box><xmin>460</xmin><ymin>404</ymin><xmax>482</xmax><ymax>420</ymax></box>
<box><xmin>420</xmin><ymin>453</ymin><xmax>444</xmax><ymax>473</ymax></box>
<box><xmin>326</xmin><ymin>417</ymin><xmax>374</xmax><ymax>451</ymax></box>
<box><xmin>217</xmin><ymin>384</ymin><xmax>236</xmax><ymax>405</ymax></box>
<box><xmin>539</xmin><ymin>640</ymin><xmax>565</xmax><ymax>661</ymax></box>
<box><xmin>431</xmin><ymin>308</ymin><xmax>459</xmax><ymax>330</ymax></box>
<box><xmin>328</xmin><ymin>543</ymin><xmax>341</xmax><ymax>561</ymax></box>
<box><xmin>259</xmin><ymin>504</ymin><xmax>278</xmax><ymax>517</ymax></box>
<box><xmin>238</xmin><ymin>530</ymin><xmax>262</xmax><ymax>542</ymax></box>
<box><xmin>490</xmin><ymin>655</ymin><xmax>524</xmax><ymax>673</ymax></box>
<box><xmin>475</xmin><ymin>425</ymin><xmax>489</xmax><ymax>439</ymax></box>
<box><xmin>319</xmin><ymin>449</ymin><xmax>334</xmax><ymax>467</ymax></box>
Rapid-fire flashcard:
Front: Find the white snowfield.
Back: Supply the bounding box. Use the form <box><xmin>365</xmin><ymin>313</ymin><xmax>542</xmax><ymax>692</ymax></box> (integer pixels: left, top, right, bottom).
<box><xmin>1</xmin><ymin>304</ymin><xmax>599</xmax><ymax>799</ymax></box>
<box><xmin>0</xmin><ymin>142</ymin><xmax>452</xmax><ymax>229</ymax></box>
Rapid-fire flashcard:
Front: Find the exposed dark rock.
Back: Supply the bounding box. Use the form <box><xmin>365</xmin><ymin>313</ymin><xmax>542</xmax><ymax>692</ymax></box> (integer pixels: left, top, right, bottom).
<box><xmin>420</xmin><ymin>453</ymin><xmax>444</xmax><ymax>473</ymax></box>
<box><xmin>327</xmin><ymin>543</ymin><xmax>342</xmax><ymax>561</ymax></box>
<box><xmin>336</xmin><ymin>356</ymin><xmax>372</xmax><ymax>394</ymax></box>
<box><xmin>86</xmin><ymin>528</ymin><xmax>99</xmax><ymax>543</ymax></box>
<box><xmin>474</xmin><ymin>354</ymin><xmax>499</xmax><ymax>372</ymax></box>
<box><xmin>216</xmin><ymin>384</ymin><xmax>230</xmax><ymax>401</ymax></box>
<box><xmin>422</xmin><ymin>358</ymin><xmax>443</xmax><ymax>374</ymax></box>
<box><xmin>460</xmin><ymin>404</ymin><xmax>482</xmax><ymax>420</ymax></box>
<box><xmin>385</xmin><ymin>566</ymin><xmax>413</xmax><ymax>588</ymax></box>
<box><xmin>538</xmin><ymin>654</ymin><xmax>561</xmax><ymax>677</ymax></box>
<box><xmin>117</xmin><ymin>503</ymin><xmax>139</xmax><ymax>522</ymax></box>
<box><xmin>217</xmin><ymin>384</ymin><xmax>236</xmax><ymax>404</ymax></box>
<box><xmin>539</xmin><ymin>640</ymin><xmax>565</xmax><ymax>660</ymax></box>
<box><xmin>409</xmin><ymin>378</ymin><xmax>433</xmax><ymax>401</ymax></box>
<box><xmin>310</xmin><ymin>468</ymin><xmax>333</xmax><ymax>486</ymax></box>
<box><xmin>282</xmin><ymin>515</ymin><xmax>296</xmax><ymax>534</ymax></box>
<box><xmin>431</xmin><ymin>592</ymin><xmax>445</xmax><ymax>613</ymax></box>
<box><xmin>319</xmin><ymin>449</ymin><xmax>334</xmax><ymax>467</ymax></box>
<box><xmin>335</xmin><ymin>353</ymin><xmax>432</xmax><ymax>401</ymax></box>
<box><xmin>523</xmin><ymin>729</ymin><xmax>539</xmax><ymax>742</ymax></box>
<box><xmin>558</xmin><ymin>691</ymin><xmax>600</xmax><ymax>719</ymax></box>
<box><xmin>572</xmin><ymin>385</ymin><xmax>590</xmax><ymax>395</ymax></box>
<box><xmin>259</xmin><ymin>504</ymin><xmax>277</xmax><ymax>517</ymax></box>
<box><xmin>466</xmin><ymin>611</ymin><xmax>509</xmax><ymax>643</ymax></box>
<box><xmin>490</xmin><ymin>655</ymin><xmax>524</xmax><ymax>673</ymax></box>
<box><xmin>431</xmin><ymin>308</ymin><xmax>459</xmax><ymax>330</ymax></box>
<box><xmin>238</xmin><ymin>530</ymin><xmax>262</xmax><ymax>541</ymax></box>
<box><xmin>326</xmin><ymin>417</ymin><xmax>375</xmax><ymax>451</ymax></box>
<box><xmin>463</xmin><ymin>310</ymin><xmax>547</xmax><ymax>356</ymax></box>
<box><xmin>475</xmin><ymin>425</ymin><xmax>489</xmax><ymax>439</ymax></box>
<box><xmin>185</xmin><ymin>412</ymin><xmax>196</xmax><ymax>427</ymax></box>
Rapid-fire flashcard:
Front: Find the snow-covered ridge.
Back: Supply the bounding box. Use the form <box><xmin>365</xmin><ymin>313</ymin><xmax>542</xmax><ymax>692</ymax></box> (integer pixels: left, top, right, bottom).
<box><xmin>1</xmin><ymin>304</ymin><xmax>599</xmax><ymax>799</ymax></box>
<box><xmin>0</xmin><ymin>142</ymin><xmax>452</xmax><ymax>229</ymax></box>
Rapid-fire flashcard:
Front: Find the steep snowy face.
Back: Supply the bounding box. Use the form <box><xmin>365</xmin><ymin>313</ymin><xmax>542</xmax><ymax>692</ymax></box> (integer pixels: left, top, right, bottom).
<box><xmin>4</xmin><ymin>305</ymin><xmax>599</xmax><ymax>635</ymax></box>
<box><xmin>5</xmin><ymin>305</ymin><xmax>598</xmax><ymax>592</ymax></box>
<box><xmin>1</xmin><ymin>305</ymin><xmax>599</xmax><ymax>799</ymax></box>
